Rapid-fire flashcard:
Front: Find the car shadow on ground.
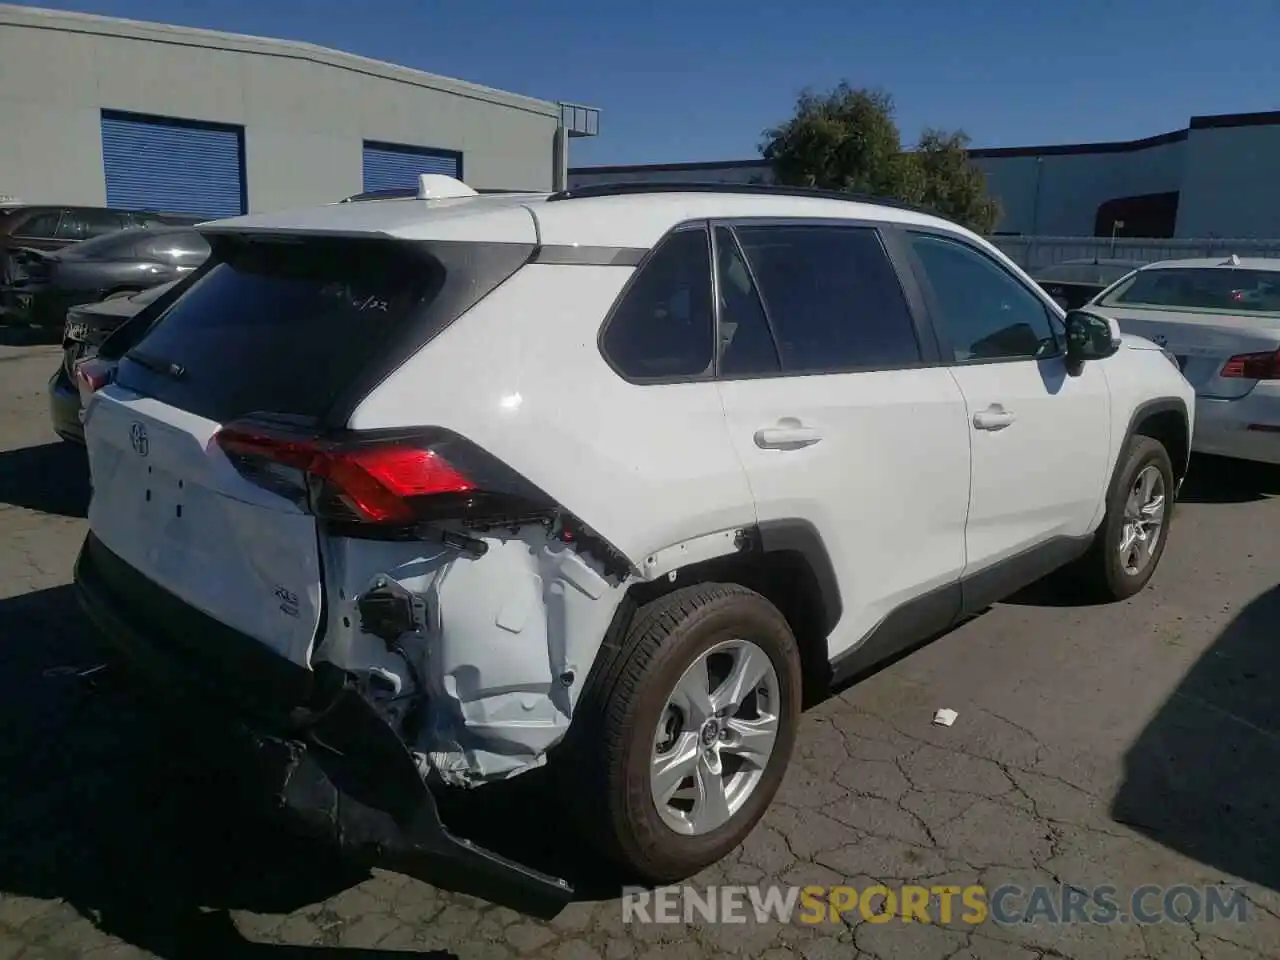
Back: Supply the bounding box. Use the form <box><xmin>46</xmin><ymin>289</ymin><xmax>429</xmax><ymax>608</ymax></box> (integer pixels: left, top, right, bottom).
<box><xmin>1178</xmin><ymin>453</ymin><xmax>1280</xmax><ymax>504</ymax></box>
<box><xmin>1111</xmin><ymin>583</ymin><xmax>1280</xmax><ymax>891</ymax></box>
<box><xmin>0</xmin><ymin>585</ymin><xmax>620</xmax><ymax>958</ymax></box>
<box><xmin>0</xmin><ymin>440</ymin><xmax>90</xmax><ymax>517</ymax></box>
<box><xmin>0</xmin><ymin>322</ymin><xmax>59</xmax><ymax>346</ymax></box>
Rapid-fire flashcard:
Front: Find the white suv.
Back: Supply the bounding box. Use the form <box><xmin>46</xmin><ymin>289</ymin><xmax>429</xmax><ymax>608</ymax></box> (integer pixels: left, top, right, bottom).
<box><xmin>74</xmin><ymin>176</ymin><xmax>1194</xmax><ymax>914</ymax></box>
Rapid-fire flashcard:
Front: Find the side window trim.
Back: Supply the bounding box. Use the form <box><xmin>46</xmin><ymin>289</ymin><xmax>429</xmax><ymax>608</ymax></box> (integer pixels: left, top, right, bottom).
<box><xmin>903</xmin><ymin>227</ymin><xmax>1064</xmax><ymax>366</ymax></box>
<box><xmin>877</xmin><ymin>224</ymin><xmax>948</xmax><ymax>366</ymax></box>
<box><xmin>709</xmin><ymin>223</ymin><xmax>784</xmax><ymax>379</ymax></box>
<box><xmin>711</xmin><ymin>216</ymin><xmax>943</xmax><ymax>377</ymax></box>
<box><xmin>595</xmin><ymin>219</ymin><xmax>717</xmax><ymax>386</ymax></box>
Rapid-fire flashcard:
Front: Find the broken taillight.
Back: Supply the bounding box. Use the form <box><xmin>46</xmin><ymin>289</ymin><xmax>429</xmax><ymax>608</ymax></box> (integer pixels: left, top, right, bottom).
<box><xmin>75</xmin><ymin>357</ymin><xmax>115</xmax><ymax>406</ymax></box>
<box><xmin>213</xmin><ymin>422</ymin><xmax>547</xmax><ymax>530</ymax></box>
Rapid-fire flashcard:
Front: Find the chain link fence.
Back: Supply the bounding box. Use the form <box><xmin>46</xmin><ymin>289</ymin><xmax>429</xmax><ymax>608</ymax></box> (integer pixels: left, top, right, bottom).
<box><xmin>989</xmin><ymin>236</ymin><xmax>1280</xmax><ymax>273</ymax></box>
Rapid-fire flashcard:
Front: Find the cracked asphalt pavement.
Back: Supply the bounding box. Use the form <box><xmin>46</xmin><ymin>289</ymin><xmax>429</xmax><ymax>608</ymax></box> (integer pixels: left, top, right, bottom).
<box><xmin>3</xmin><ymin>337</ymin><xmax>1280</xmax><ymax>959</ymax></box>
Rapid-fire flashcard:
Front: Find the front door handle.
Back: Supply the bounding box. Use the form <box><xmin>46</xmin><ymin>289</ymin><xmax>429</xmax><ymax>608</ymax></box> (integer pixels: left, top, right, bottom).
<box><xmin>754</xmin><ymin>423</ymin><xmax>823</xmax><ymax>449</ymax></box>
<box><xmin>973</xmin><ymin>405</ymin><xmax>1015</xmax><ymax>431</ymax></box>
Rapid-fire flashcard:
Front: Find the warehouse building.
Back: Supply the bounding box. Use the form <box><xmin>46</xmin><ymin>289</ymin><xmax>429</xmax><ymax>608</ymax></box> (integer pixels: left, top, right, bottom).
<box><xmin>569</xmin><ymin>109</ymin><xmax>1280</xmax><ymax>240</ymax></box>
<box><xmin>0</xmin><ymin>4</ymin><xmax>598</xmax><ymax>218</ymax></box>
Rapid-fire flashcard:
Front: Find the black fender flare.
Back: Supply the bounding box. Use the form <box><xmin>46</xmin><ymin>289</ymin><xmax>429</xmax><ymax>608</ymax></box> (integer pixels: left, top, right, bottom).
<box><xmin>1109</xmin><ymin>396</ymin><xmax>1191</xmax><ymax>502</ymax></box>
<box><xmin>751</xmin><ymin>518</ymin><xmax>843</xmax><ymax>637</ymax></box>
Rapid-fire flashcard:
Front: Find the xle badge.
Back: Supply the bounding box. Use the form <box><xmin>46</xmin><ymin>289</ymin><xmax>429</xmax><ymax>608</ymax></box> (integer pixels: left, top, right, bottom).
<box><xmin>274</xmin><ymin>586</ymin><xmax>300</xmax><ymax>618</ymax></box>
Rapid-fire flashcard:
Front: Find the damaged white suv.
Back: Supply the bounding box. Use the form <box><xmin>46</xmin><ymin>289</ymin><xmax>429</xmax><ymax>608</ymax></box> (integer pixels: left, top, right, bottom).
<box><xmin>75</xmin><ymin>176</ymin><xmax>1194</xmax><ymax>913</ymax></box>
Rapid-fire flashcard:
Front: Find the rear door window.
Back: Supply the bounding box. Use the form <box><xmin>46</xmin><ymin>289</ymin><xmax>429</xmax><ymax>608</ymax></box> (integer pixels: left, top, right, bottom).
<box><xmin>81</xmin><ymin>209</ymin><xmax>130</xmax><ymax>238</ymax></box>
<box><xmin>114</xmin><ymin>236</ymin><xmax>529</xmax><ymax>425</ymax></box>
<box><xmin>732</xmin><ymin>223</ymin><xmax>922</xmax><ymax>373</ymax></box>
<box><xmin>12</xmin><ymin>211</ymin><xmax>60</xmax><ymax>240</ymax></box>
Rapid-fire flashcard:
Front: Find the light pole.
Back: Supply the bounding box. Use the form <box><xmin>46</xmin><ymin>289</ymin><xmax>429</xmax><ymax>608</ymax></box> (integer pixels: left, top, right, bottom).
<box><xmin>1110</xmin><ymin>219</ymin><xmax>1125</xmax><ymax>256</ymax></box>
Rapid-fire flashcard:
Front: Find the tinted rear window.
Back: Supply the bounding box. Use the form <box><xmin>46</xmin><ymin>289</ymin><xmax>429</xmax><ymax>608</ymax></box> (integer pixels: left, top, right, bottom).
<box><xmin>1101</xmin><ymin>267</ymin><xmax>1280</xmax><ymax>314</ymax></box>
<box><xmin>115</xmin><ymin>236</ymin><xmax>529</xmax><ymax>424</ymax></box>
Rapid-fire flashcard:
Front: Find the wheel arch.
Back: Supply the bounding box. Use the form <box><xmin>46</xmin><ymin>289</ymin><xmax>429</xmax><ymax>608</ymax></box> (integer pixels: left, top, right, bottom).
<box><xmin>572</xmin><ymin>519</ymin><xmax>843</xmax><ymax>717</ymax></box>
<box><xmin>1118</xmin><ymin>397</ymin><xmax>1191</xmax><ymax>495</ymax></box>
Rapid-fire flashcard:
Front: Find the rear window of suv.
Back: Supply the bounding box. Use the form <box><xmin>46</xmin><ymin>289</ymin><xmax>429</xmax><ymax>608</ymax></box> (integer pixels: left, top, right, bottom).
<box><xmin>1099</xmin><ymin>267</ymin><xmax>1280</xmax><ymax>315</ymax></box>
<box><xmin>114</xmin><ymin>235</ymin><xmax>532</xmax><ymax>425</ymax></box>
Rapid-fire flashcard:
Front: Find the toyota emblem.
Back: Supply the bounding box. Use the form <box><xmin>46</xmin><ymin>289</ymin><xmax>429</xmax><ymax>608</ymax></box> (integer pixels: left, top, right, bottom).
<box><xmin>129</xmin><ymin>422</ymin><xmax>149</xmax><ymax>457</ymax></box>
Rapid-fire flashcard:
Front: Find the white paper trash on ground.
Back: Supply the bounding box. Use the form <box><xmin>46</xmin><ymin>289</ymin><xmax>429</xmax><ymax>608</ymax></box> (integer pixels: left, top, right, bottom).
<box><xmin>933</xmin><ymin>708</ymin><xmax>958</xmax><ymax>727</ymax></box>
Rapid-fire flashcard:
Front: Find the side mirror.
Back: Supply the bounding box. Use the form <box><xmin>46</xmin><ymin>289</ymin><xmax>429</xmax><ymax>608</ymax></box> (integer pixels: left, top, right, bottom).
<box><xmin>1064</xmin><ymin>309</ymin><xmax>1122</xmax><ymax>374</ymax></box>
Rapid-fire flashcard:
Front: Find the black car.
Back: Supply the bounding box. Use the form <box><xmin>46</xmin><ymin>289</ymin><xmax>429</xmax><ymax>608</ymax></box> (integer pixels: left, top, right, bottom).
<box><xmin>8</xmin><ymin>225</ymin><xmax>209</xmax><ymax>329</ymax></box>
<box><xmin>48</xmin><ymin>280</ymin><xmax>186</xmax><ymax>443</ymax></box>
<box><xmin>1</xmin><ymin>205</ymin><xmax>201</xmax><ymax>317</ymax></box>
<box><xmin>1033</xmin><ymin>258</ymin><xmax>1147</xmax><ymax>311</ymax></box>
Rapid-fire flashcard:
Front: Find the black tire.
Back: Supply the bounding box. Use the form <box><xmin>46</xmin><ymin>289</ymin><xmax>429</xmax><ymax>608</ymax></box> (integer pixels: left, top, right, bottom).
<box><xmin>570</xmin><ymin>582</ymin><xmax>802</xmax><ymax>885</ymax></box>
<box><xmin>1076</xmin><ymin>434</ymin><xmax>1175</xmax><ymax>601</ymax></box>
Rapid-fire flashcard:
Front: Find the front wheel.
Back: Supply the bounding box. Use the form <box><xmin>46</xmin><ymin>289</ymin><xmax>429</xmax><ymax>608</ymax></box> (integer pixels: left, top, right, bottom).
<box><xmin>1077</xmin><ymin>434</ymin><xmax>1175</xmax><ymax>601</ymax></box>
<box><xmin>572</xmin><ymin>583</ymin><xmax>802</xmax><ymax>885</ymax></box>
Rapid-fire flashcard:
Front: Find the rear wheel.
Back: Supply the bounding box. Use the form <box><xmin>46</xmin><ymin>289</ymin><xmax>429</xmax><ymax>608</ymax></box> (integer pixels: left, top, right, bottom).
<box><xmin>572</xmin><ymin>583</ymin><xmax>802</xmax><ymax>884</ymax></box>
<box><xmin>1076</xmin><ymin>434</ymin><xmax>1174</xmax><ymax>601</ymax></box>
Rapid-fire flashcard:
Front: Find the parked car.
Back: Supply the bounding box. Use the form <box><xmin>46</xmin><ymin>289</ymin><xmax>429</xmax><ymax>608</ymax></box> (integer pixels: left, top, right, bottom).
<box><xmin>6</xmin><ymin>224</ymin><xmax>209</xmax><ymax>329</ymax></box>
<box><xmin>72</xmin><ymin>178</ymin><xmax>1193</xmax><ymax>914</ymax></box>
<box><xmin>48</xmin><ymin>280</ymin><xmax>184</xmax><ymax>443</ymax></box>
<box><xmin>1</xmin><ymin>205</ymin><xmax>201</xmax><ymax>317</ymax></box>
<box><xmin>1033</xmin><ymin>258</ymin><xmax>1146</xmax><ymax>310</ymax></box>
<box><xmin>1087</xmin><ymin>255</ymin><xmax>1280</xmax><ymax>464</ymax></box>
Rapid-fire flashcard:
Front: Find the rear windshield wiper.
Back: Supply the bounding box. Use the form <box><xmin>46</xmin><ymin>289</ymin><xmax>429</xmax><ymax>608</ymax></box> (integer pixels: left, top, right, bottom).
<box><xmin>125</xmin><ymin>349</ymin><xmax>186</xmax><ymax>381</ymax></box>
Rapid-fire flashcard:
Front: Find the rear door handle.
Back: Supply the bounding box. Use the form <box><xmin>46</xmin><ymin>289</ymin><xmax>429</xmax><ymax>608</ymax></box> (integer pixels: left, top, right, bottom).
<box><xmin>973</xmin><ymin>405</ymin><xmax>1015</xmax><ymax>431</ymax></box>
<box><xmin>753</xmin><ymin>424</ymin><xmax>823</xmax><ymax>449</ymax></box>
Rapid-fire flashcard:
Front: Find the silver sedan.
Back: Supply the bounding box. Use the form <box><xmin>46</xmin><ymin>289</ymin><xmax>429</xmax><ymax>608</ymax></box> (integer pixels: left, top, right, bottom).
<box><xmin>1088</xmin><ymin>255</ymin><xmax>1280</xmax><ymax>465</ymax></box>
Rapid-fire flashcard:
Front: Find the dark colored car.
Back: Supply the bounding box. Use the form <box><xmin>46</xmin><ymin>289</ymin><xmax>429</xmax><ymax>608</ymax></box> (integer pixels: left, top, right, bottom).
<box><xmin>48</xmin><ymin>278</ymin><xmax>191</xmax><ymax>443</ymax></box>
<box><xmin>8</xmin><ymin>225</ymin><xmax>210</xmax><ymax>329</ymax></box>
<box><xmin>1</xmin><ymin>205</ymin><xmax>202</xmax><ymax>316</ymax></box>
<box><xmin>1033</xmin><ymin>258</ymin><xmax>1147</xmax><ymax>311</ymax></box>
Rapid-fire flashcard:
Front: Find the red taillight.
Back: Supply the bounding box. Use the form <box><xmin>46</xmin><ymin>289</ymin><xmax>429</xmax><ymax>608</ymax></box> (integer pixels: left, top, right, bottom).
<box><xmin>323</xmin><ymin>447</ymin><xmax>475</xmax><ymax>522</ymax></box>
<box><xmin>74</xmin><ymin>358</ymin><xmax>114</xmax><ymax>393</ymax></box>
<box><xmin>1221</xmin><ymin>349</ymin><xmax>1280</xmax><ymax>380</ymax></box>
<box><xmin>215</xmin><ymin>427</ymin><xmax>475</xmax><ymax>524</ymax></box>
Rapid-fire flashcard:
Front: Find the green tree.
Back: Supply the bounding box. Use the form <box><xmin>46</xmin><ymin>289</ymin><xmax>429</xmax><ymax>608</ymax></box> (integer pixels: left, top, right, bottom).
<box><xmin>760</xmin><ymin>83</ymin><xmax>1000</xmax><ymax>234</ymax></box>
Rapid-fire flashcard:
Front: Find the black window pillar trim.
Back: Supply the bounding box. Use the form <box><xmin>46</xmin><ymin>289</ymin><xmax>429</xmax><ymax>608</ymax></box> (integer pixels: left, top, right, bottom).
<box><xmin>877</xmin><ymin>224</ymin><xmax>946</xmax><ymax>366</ymax></box>
<box><xmin>708</xmin><ymin>222</ymin><xmax>786</xmax><ymax>378</ymax></box>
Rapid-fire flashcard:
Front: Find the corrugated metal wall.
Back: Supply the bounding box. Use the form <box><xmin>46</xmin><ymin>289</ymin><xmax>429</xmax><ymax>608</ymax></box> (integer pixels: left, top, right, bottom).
<box><xmin>100</xmin><ymin>111</ymin><xmax>245</xmax><ymax>218</ymax></box>
<box><xmin>362</xmin><ymin>142</ymin><xmax>462</xmax><ymax>191</ymax></box>
<box><xmin>992</xmin><ymin>235</ymin><xmax>1280</xmax><ymax>272</ymax></box>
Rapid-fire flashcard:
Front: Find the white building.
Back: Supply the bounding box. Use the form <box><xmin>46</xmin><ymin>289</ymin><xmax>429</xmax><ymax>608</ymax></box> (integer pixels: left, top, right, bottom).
<box><xmin>569</xmin><ymin>110</ymin><xmax>1280</xmax><ymax>240</ymax></box>
<box><xmin>0</xmin><ymin>4</ymin><xmax>599</xmax><ymax>217</ymax></box>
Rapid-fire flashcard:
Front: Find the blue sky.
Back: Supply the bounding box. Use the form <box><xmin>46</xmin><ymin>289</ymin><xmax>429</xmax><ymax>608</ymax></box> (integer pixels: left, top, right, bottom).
<box><xmin>18</xmin><ymin>0</ymin><xmax>1280</xmax><ymax>167</ymax></box>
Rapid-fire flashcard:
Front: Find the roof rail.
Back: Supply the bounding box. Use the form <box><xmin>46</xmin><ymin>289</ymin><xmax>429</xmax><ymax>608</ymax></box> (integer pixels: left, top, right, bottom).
<box><xmin>546</xmin><ymin>180</ymin><xmax>941</xmax><ymax>217</ymax></box>
<box><xmin>339</xmin><ymin>187</ymin><xmax>418</xmax><ymax>203</ymax></box>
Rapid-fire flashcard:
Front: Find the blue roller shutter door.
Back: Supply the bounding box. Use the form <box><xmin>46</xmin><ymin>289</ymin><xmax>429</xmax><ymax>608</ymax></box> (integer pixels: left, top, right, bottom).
<box><xmin>362</xmin><ymin>142</ymin><xmax>462</xmax><ymax>192</ymax></box>
<box><xmin>101</xmin><ymin>111</ymin><xmax>246</xmax><ymax>219</ymax></box>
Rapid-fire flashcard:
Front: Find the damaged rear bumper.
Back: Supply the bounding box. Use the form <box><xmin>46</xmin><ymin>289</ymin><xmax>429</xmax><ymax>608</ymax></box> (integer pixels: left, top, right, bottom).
<box><xmin>72</xmin><ymin>532</ymin><xmax>574</xmax><ymax>917</ymax></box>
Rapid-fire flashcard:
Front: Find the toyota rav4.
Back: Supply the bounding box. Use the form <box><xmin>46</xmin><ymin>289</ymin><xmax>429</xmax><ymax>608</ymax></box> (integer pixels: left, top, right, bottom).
<box><xmin>74</xmin><ymin>176</ymin><xmax>1195</xmax><ymax>915</ymax></box>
